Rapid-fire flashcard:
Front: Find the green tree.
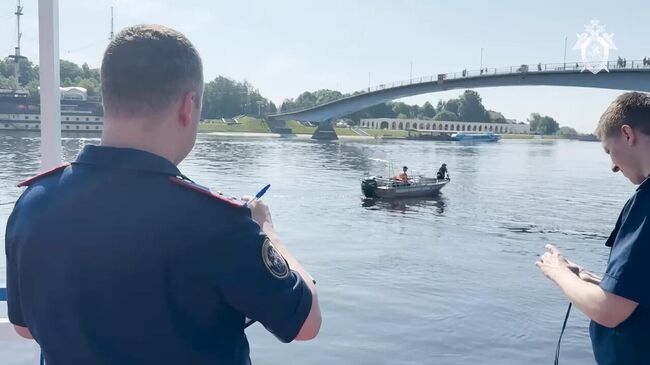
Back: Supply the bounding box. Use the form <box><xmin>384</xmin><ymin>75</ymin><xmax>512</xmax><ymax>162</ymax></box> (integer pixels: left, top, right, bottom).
<box><xmin>488</xmin><ymin>110</ymin><xmax>506</xmax><ymax>123</ymax></box>
<box><xmin>538</xmin><ymin>117</ymin><xmax>559</xmax><ymax>134</ymax></box>
<box><xmin>528</xmin><ymin>113</ymin><xmax>542</xmax><ymax>131</ymax></box>
<box><xmin>409</xmin><ymin>104</ymin><xmax>421</xmax><ymax>119</ymax></box>
<box><xmin>392</xmin><ymin>102</ymin><xmax>411</xmax><ymax>117</ymax></box>
<box><xmin>433</xmin><ymin>110</ymin><xmax>457</xmax><ymax>121</ymax></box>
<box><xmin>436</xmin><ymin>100</ymin><xmax>445</xmax><ymax>113</ymax></box>
<box><xmin>0</xmin><ymin>57</ymin><xmax>39</xmax><ymax>87</ymax></box>
<box><xmin>313</xmin><ymin>89</ymin><xmax>343</xmax><ymax>105</ymax></box>
<box><xmin>347</xmin><ymin>102</ymin><xmax>396</xmax><ymax>121</ymax></box>
<box><xmin>279</xmin><ymin>100</ymin><xmax>292</xmax><ymax>112</ymax></box>
<box><xmin>78</xmin><ymin>78</ymin><xmax>100</xmax><ymax>96</ymax></box>
<box><xmin>60</xmin><ymin>60</ymin><xmax>83</xmax><ymax>81</ymax></box>
<box><xmin>528</xmin><ymin>113</ymin><xmax>559</xmax><ymax>135</ymax></box>
<box><xmin>458</xmin><ymin>90</ymin><xmax>488</xmax><ymax>122</ymax></box>
<box><xmin>422</xmin><ymin>101</ymin><xmax>436</xmax><ymax>119</ymax></box>
<box><xmin>557</xmin><ymin>126</ymin><xmax>578</xmax><ymax>138</ymax></box>
<box><xmin>0</xmin><ymin>75</ymin><xmax>13</xmax><ymax>89</ymax></box>
<box><xmin>443</xmin><ymin>99</ymin><xmax>460</xmax><ymax>116</ymax></box>
<box><xmin>268</xmin><ymin>101</ymin><xmax>277</xmax><ymax>113</ymax></box>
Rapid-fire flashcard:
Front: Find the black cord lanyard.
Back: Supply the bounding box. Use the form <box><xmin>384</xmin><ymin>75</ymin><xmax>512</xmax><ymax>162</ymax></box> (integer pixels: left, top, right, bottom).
<box><xmin>554</xmin><ymin>302</ymin><xmax>572</xmax><ymax>365</ymax></box>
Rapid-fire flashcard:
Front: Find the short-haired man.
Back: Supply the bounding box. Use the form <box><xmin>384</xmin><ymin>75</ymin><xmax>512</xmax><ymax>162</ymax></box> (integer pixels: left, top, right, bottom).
<box><xmin>5</xmin><ymin>24</ymin><xmax>320</xmax><ymax>365</ymax></box>
<box><xmin>397</xmin><ymin>166</ymin><xmax>409</xmax><ymax>182</ymax></box>
<box><xmin>537</xmin><ymin>92</ymin><xmax>650</xmax><ymax>364</ymax></box>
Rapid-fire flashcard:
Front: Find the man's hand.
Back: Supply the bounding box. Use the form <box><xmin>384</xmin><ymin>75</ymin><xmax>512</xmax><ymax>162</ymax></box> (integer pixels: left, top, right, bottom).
<box><xmin>536</xmin><ymin>244</ymin><xmax>574</xmax><ymax>281</ymax></box>
<box><xmin>565</xmin><ymin>258</ymin><xmax>583</xmax><ymax>276</ymax></box>
<box><xmin>241</xmin><ymin>195</ymin><xmax>274</xmax><ymax>230</ymax></box>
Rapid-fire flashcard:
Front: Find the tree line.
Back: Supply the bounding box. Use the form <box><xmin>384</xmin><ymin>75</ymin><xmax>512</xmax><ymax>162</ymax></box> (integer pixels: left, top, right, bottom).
<box><xmin>280</xmin><ymin>89</ymin><xmax>496</xmax><ymax>123</ymax></box>
<box><xmin>0</xmin><ymin>58</ymin><xmax>503</xmax><ymax>122</ymax></box>
<box><xmin>1</xmin><ymin>57</ymin><xmax>577</xmax><ymax>135</ymax></box>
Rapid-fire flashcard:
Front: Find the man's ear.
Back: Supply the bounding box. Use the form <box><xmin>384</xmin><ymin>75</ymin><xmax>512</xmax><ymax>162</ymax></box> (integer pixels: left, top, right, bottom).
<box><xmin>178</xmin><ymin>91</ymin><xmax>196</xmax><ymax>127</ymax></box>
<box><xmin>621</xmin><ymin>125</ymin><xmax>636</xmax><ymax>145</ymax></box>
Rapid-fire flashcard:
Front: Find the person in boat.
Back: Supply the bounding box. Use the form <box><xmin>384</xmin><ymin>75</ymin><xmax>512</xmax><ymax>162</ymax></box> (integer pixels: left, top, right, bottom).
<box><xmin>5</xmin><ymin>25</ymin><xmax>320</xmax><ymax>365</ymax></box>
<box><xmin>396</xmin><ymin>165</ymin><xmax>409</xmax><ymax>182</ymax></box>
<box><xmin>537</xmin><ymin>92</ymin><xmax>650</xmax><ymax>365</ymax></box>
<box><xmin>436</xmin><ymin>163</ymin><xmax>449</xmax><ymax>180</ymax></box>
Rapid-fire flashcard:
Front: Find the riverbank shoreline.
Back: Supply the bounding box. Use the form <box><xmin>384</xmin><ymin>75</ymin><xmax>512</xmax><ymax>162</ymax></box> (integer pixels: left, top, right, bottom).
<box><xmin>198</xmin><ymin>129</ymin><xmax>563</xmax><ymax>141</ymax></box>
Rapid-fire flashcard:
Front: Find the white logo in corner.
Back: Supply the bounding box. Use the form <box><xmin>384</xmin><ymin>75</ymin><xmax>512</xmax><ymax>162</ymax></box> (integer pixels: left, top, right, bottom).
<box><xmin>573</xmin><ymin>19</ymin><xmax>617</xmax><ymax>74</ymax></box>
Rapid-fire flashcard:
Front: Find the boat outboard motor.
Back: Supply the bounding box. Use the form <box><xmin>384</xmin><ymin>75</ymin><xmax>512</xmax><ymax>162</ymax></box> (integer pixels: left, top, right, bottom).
<box><xmin>361</xmin><ymin>177</ymin><xmax>378</xmax><ymax>198</ymax></box>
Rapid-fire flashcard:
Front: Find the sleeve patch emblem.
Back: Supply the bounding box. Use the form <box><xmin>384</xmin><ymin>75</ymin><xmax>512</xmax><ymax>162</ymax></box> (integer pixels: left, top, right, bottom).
<box><xmin>262</xmin><ymin>238</ymin><xmax>289</xmax><ymax>279</ymax></box>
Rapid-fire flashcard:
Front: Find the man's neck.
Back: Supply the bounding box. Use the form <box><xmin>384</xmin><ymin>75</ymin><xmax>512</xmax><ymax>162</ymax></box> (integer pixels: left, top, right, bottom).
<box><xmin>101</xmin><ymin>118</ymin><xmax>179</xmax><ymax>165</ymax></box>
<box><xmin>637</xmin><ymin>137</ymin><xmax>650</xmax><ymax>179</ymax></box>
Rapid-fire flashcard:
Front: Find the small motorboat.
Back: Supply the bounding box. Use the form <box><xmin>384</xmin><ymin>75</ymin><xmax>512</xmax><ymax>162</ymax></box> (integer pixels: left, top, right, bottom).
<box><xmin>451</xmin><ymin>132</ymin><xmax>501</xmax><ymax>142</ymax></box>
<box><xmin>361</xmin><ymin>175</ymin><xmax>450</xmax><ymax>199</ymax></box>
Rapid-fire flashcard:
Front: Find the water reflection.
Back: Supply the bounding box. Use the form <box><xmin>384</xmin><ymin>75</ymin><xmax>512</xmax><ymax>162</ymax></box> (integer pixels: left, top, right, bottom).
<box><xmin>361</xmin><ymin>196</ymin><xmax>447</xmax><ymax>214</ymax></box>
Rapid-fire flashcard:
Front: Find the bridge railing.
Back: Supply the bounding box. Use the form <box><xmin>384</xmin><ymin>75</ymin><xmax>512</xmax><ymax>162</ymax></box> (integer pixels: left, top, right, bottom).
<box><xmin>272</xmin><ymin>59</ymin><xmax>649</xmax><ymax>117</ymax></box>
<box><xmin>363</xmin><ymin>59</ymin><xmax>648</xmax><ymax>94</ymax></box>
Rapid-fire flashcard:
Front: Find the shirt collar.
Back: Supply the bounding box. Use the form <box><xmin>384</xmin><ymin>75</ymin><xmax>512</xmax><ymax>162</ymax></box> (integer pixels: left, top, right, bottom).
<box><xmin>74</xmin><ymin>145</ymin><xmax>182</xmax><ymax>177</ymax></box>
<box><xmin>637</xmin><ymin>175</ymin><xmax>650</xmax><ymax>191</ymax></box>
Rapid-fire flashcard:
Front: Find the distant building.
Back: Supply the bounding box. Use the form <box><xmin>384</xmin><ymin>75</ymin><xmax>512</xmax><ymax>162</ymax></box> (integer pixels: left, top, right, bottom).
<box><xmin>60</xmin><ymin>87</ymin><xmax>88</xmax><ymax>101</ymax></box>
<box><xmin>359</xmin><ymin>118</ymin><xmax>530</xmax><ymax>134</ymax></box>
<box><xmin>335</xmin><ymin>118</ymin><xmax>352</xmax><ymax>127</ymax></box>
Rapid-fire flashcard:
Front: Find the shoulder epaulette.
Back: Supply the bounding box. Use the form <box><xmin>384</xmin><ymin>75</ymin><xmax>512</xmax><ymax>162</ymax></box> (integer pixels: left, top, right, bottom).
<box><xmin>17</xmin><ymin>163</ymin><xmax>71</xmax><ymax>187</ymax></box>
<box><xmin>168</xmin><ymin>176</ymin><xmax>242</xmax><ymax>208</ymax></box>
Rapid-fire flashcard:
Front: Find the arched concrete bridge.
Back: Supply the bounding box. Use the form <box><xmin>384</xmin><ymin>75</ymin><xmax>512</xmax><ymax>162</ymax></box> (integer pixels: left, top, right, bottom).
<box><xmin>267</xmin><ymin>60</ymin><xmax>650</xmax><ymax>139</ymax></box>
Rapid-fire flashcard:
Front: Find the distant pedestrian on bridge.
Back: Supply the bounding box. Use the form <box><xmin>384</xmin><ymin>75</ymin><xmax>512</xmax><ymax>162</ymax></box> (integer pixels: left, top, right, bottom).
<box><xmin>5</xmin><ymin>24</ymin><xmax>321</xmax><ymax>365</ymax></box>
<box><xmin>537</xmin><ymin>92</ymin><xmax>650</xmax><ymax>365</ymax></box>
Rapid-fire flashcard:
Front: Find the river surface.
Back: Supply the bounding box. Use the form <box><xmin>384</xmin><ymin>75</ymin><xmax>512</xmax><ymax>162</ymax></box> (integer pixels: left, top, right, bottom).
<box><xmin>0</xmin><ymin>133</ymin><xmax>633</xmax><ymax>364</ymax></box>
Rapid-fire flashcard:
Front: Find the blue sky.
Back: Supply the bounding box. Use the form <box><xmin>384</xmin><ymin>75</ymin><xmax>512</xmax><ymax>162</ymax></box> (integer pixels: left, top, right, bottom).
<box><xmin>1</xmin><ymin>0</ymin><xmax>648</xmax><ymax>132</ymax></box>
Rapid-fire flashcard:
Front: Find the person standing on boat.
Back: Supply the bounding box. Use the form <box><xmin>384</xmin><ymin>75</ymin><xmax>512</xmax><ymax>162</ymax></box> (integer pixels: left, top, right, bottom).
<box><xmin>537</xmin><ymin>92</ymin><xmax>650</xmax><ymax>365</ymax></box>
<box><xmin>5</xmin><ymin>24</ymin><xmax>320</xmax><ymax>365</ymax></box>
<box><xmin>436</xmin><ymin>163</ymin><xmax>449</xmax><ymax>180</ymax></box>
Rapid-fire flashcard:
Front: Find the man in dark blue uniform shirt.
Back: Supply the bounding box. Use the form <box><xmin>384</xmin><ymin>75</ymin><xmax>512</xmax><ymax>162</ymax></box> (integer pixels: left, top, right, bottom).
<box><xmin>537</xmin><ymin>92</ymin><xmax>650</xmax><ymax>364</ymax></box>
<box><xmin>5</xmin><ymin>24</ymin><xmax>321</xmax><ymax>365</ymax></box>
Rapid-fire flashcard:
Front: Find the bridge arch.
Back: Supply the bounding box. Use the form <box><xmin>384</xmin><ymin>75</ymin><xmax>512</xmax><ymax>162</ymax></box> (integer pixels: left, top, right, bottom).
<box><xmin>270</xmin><ymin>65</ymin><xmax>650</xmax><ymax>134</ymax></box>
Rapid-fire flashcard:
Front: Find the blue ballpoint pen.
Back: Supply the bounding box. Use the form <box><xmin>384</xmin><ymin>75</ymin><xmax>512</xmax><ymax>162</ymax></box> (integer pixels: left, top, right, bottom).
<box><xmin>243</xmin><ymin>184</ymin><xmax>270</xmax><ymax>329</ymax></box>
<box><xmin>244</xmin><ymin>184</ymin><xmax>271</xmax><ymax>207</ymax></box>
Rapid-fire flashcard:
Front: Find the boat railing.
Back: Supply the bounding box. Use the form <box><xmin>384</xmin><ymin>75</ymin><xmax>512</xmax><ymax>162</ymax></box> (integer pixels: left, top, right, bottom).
<box><xmin>372</xmin><ymin>175</ymin><xmax>445</xmax><ymax>187</ymax></box>
<box><xmin>0</xmin><ymin>287</ymin><xmax>42</xmax><ymax>364</ymax></box>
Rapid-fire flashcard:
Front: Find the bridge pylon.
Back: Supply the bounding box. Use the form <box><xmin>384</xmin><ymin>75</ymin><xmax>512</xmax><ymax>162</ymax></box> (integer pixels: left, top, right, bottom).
<box><xmin>265</xmin><ymin>117</ymin><xmax>293</xmax><ymax>135</ymax></box>
<box><xmin>311</xmin><ymin>120</ymin><xmax>338</xmax><ymax>140</ymax></box>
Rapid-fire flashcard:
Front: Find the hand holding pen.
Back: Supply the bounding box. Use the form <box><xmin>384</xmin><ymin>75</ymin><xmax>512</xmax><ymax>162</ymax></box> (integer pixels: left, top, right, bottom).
<box><xmin>243</xmin><ymin>184</ymin><xmax>273</xmax><ymax>229</ymax></box>
<box><xmin>243</xmin><ymin>184</ymin><xmax>270</xmax><ymax>208</ymax></box>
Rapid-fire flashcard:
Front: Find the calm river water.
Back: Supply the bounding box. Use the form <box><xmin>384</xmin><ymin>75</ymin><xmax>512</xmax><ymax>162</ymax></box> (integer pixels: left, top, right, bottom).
<box><xmin>0</xmin><ymin>133</ymin><xmax>634</xmax><ymax>364</ymax></box>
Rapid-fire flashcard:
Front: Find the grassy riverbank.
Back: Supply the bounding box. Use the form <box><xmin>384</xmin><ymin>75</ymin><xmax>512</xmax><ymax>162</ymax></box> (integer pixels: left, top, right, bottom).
<box><xmin>198</xmin><ymin>118</ymin><xmax>552</xmax><ymax>140</ymax></box>
<box><xmin>198</xmin><ymin>117</ymin><xmax>401</xmax><ymax>137</ymax></box>
<box><xmin>199</xmin><ymin>116</ymin><xmax>271</xmax><ymax>133</ymax></box>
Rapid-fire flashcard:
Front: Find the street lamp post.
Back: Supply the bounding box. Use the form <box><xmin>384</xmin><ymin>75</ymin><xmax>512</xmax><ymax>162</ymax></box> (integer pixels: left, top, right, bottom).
<box><xmin>563</xmin><ymin>36</ymin><xmax>567</xmax><ymax>70</ymax></box>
